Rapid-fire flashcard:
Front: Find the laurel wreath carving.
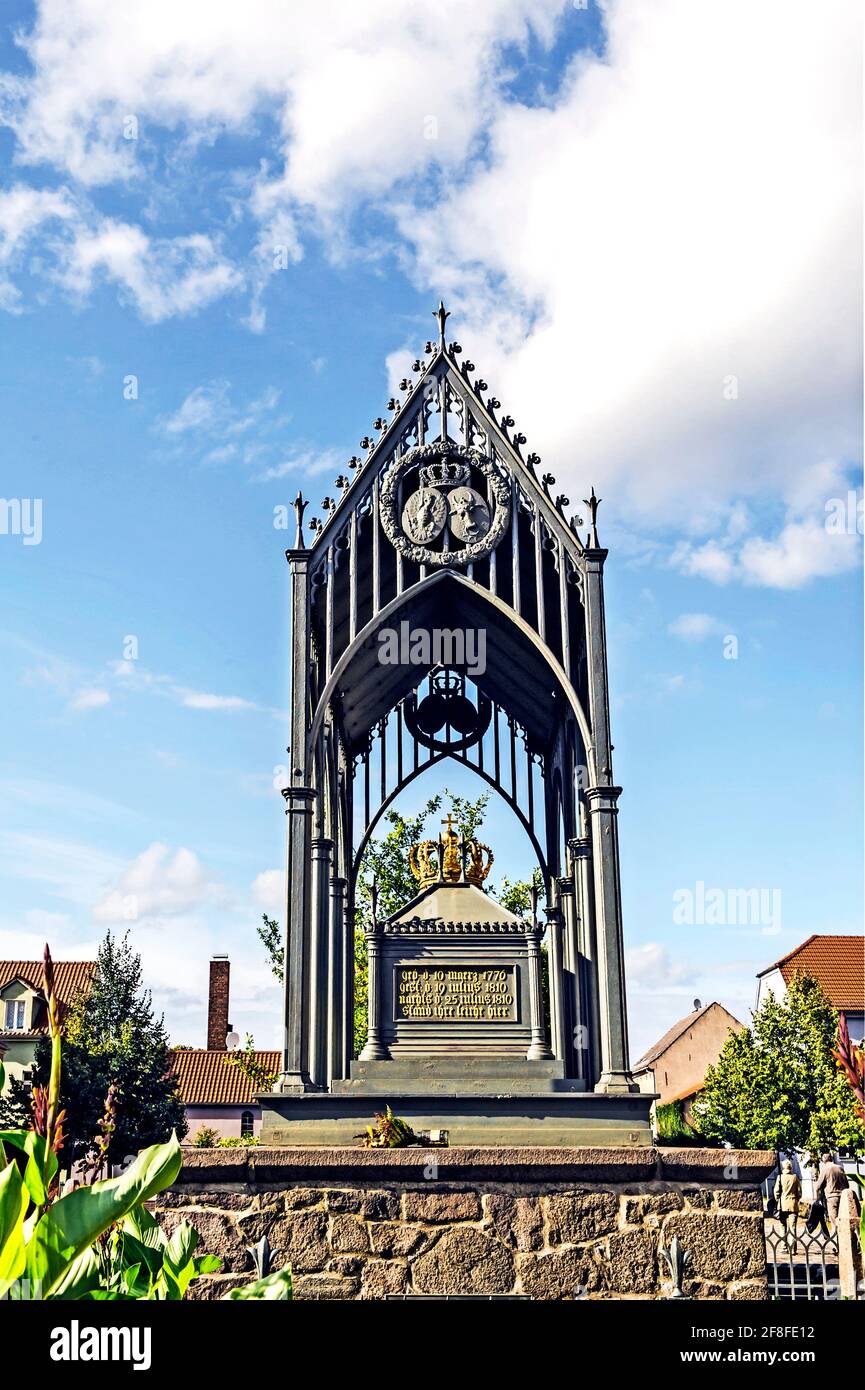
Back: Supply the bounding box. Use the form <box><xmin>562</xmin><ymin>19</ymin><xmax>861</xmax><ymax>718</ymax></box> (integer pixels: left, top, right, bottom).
<box><xmin>380</xmin><ymin>441</ymin><xmax>511</xmax><ymax>566</ymax></box>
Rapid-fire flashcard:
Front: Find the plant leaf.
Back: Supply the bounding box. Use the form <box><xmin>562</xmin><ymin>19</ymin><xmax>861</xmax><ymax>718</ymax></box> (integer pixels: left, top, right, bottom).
<box><xmin>31</xmin><ymin>1131</ymin><xmax>182</xmax><ymax>1296</ymax></box>
<box><xmin>0</xmin><ymin>1161</ymin><xmax>28</xmax><ymax>1296</ymax></box>
<box><xmin>224</xmin><ymin>1266</ymin><xmax>293</xmax><ymax>1300</ymax></box>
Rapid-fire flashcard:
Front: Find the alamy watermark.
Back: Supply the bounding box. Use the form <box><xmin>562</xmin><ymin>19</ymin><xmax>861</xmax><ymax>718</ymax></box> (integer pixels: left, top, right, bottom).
<box><xmin>673</xmin><ymin>880</ymin><xmax>781</xmax><ymax>934</ymax></box>
<box><xmin>1</xmin><ymin>497</ymin><xmax>42</xmax><ymax>545</ymax></box>
<box><xmin>377</xmin><ymin>621</ymin><xmax>487</xmax><ymax>678</ymax></box>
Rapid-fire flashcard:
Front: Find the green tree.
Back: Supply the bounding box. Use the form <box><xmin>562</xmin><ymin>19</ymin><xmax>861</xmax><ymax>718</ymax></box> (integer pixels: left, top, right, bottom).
<box><xmin>695</xmin><ymin>973</ymin><xmax>865</xmax><ymax>1156</ymax></box>
<box><xmin>256</xmin><ymin>913</ymin><xmax>283</xmax><ymax>984</ymax></box>
<box><xmin>0</xmin><ymin>931</ymin><xmax>187</xmax><ymax>1165</ymax></box>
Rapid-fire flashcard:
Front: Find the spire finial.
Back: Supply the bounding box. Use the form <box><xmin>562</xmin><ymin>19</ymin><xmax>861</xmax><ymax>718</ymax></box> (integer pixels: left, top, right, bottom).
<box><xmin>292</xmin><ymin>491</ymin><xmax>309</xmax><ymax>549</ymax></box>
<box><xmin>434</xmin><ymin>300</ymin><xmax>450</xmax><ymax>348</ymax></box>
<box><xmin>582</xmin><ymin>486</ymin><xmax>602</xmax><ymax>548</ymax></box>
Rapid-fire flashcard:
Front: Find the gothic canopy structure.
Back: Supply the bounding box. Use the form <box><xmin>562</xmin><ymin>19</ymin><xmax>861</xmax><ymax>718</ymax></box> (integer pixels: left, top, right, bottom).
<box><xmin>275</xmin><ymin>302</ymin><xmax>638</xmax><ymax>1120</ymax></box>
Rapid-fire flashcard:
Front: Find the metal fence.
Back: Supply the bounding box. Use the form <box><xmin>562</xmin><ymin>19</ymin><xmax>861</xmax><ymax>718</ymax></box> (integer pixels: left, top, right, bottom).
<box><xmin>764</xmin><ymin>1214</ymin><xmax>840</xmax><ymax>1300</ymax></box>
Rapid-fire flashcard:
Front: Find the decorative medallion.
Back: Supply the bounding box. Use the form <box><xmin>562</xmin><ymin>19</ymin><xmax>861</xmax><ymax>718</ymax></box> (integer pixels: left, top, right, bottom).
<box><xmin>381</xmin><ymin>441</ymin><xmax>510</xmax><ymax>566</ymax></box>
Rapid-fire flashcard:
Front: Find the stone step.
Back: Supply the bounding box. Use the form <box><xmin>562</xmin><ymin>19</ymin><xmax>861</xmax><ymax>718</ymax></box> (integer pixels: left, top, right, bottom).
<box><xmin>335</xmin><ymin>1057</ymin><xmax>586</xmax><ymax>1097</ymax></box>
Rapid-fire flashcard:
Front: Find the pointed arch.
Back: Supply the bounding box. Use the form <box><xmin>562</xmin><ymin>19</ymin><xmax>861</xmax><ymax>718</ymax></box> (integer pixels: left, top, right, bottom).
<box><xmin>308</xmin><ymin>567</ymin><xmax>596</xmax><ymax>781</ymax></box>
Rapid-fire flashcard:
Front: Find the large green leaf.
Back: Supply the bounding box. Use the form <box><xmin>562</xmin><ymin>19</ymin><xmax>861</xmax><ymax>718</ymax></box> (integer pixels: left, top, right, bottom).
<box><xmin>0</xmin><ymin>1161</ymin><xmax>28</xmax><ymax>1296</ymax></box>
<box><xmin>224</xmin><ymin>1266</ymin><xmax>293</xmax><ymax>1300</ymax></box>
<box><xmin>29</xmin><ymin>1132</ymin><xmax>182</xmax><ymax>1296</ymax></box>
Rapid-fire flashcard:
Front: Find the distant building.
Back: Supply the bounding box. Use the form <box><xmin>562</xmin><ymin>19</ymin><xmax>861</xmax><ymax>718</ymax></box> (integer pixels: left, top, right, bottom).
<box><xmin>172</xmin><ymin>1047</ymin><xmax>281</xmax><ymax>1143</ymax></box>
<box><xmin>0</xmin><ymin>959</ymin><xmax>95</xmax><ymax>1097</ymax></box>
<box><xmin>632</xmin><ymin>1000</ymin><xmax>745</xmax><ymax>1124</ymax></box>
<box><xmin>756</xmin><ymin>934</ymin><xmax>864</xmax><ymax>1042</ymax></box>
<box><xmin>170</xmin><ymin>955</ymin><xmax>278</xmax><ymax>1143</ymax></box>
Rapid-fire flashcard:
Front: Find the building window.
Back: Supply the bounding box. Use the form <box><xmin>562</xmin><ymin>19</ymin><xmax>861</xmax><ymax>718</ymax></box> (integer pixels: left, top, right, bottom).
<box><xmin>241</xmin><ymin>1110</ymin><xmax>254</xmax><ymax>1138</ymax></box>
<box><xmin>4</xmin><ymin>1000</ymin><xmax>25</xmax><ymax>1030</ymax></box>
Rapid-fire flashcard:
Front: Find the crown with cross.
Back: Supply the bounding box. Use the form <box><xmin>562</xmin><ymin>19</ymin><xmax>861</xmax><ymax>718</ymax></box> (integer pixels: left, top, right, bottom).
<box><xmin>408</xmin><ymin>813</ymin><xmax>494</xmax><ymax>891</ymax></box>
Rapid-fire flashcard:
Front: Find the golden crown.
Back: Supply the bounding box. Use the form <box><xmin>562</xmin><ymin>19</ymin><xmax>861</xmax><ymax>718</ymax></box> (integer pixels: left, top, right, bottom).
<box><xmin>408</xmin><ymin>814</ymin><xmax>494</xmax><ymax>891</ymax></box>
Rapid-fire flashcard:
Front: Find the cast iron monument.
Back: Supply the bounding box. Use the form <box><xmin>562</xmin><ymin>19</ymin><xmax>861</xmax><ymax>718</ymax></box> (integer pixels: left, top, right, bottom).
<box><xmin>259</xmin><ymin>304</ymin><xmax>653</xmax><ymax>1144</ymax></box>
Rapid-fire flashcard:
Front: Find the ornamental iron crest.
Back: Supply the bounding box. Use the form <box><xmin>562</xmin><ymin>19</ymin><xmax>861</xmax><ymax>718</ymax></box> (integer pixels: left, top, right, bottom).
<box><xmin>380</xmin><ymin>441</ymin><xmax>510</xmax><ymax>566</ymax></box>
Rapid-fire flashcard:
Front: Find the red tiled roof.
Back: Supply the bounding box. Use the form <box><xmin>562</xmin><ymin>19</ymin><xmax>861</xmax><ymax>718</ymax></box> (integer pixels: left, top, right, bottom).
<box><xmin>760</xmin><ymin>935</ymin><xmax>864</xmax><ymax>1010</ymax></box>
<box><xmin>170</xmin><ymin>1049</ymin><xmax>281</xmax><ymax>1105</ymax></box>
<box><xmin>0</xmin><ymin>959</ymin><xmax>95</xmax><ymax>1033</ymax></box>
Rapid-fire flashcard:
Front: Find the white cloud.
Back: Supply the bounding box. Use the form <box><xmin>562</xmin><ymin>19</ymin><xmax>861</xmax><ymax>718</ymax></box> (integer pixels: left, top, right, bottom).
<box><xmin>0</xmin><ymin>0</ymin><xmax>859</xmax><ymax>554</ymax></box>
<box><xmin>69</xmin><ymin>687</ymin><xmax>110</xmax><ymax>711</ymax></box>
<box><xmin>668</xmin><ymin>613</ymin><xmax>721</xmax><ymax>641</ymax></box>
<box><xmin>388</xmin><ymin>0</ymin><xmax>861</xmax><ymax>535</ymax></box>
<box><xmin>673</xmin><ymin>475</ymin><xmax>863</xmax><ymax>589</ymax></box>
<box><xmin>177</xmin><ymin>689</ymin><xmax>257</xmax><ymax>711</ymax></box>
<box><xmin>626</xmin><ymin>942</ymin><xmax>695</xmax><ymax>991</ymax></box>
<box><xmin>58</xmin><ymin>222</ymin><xmax>242</xmax><ymax>322</ymax></box>
<box><xmin>252</xmin><ymin>869</ymin><xmax>282</xmax><ymax>915</ymax></box>
<box><xmin>160</xmin><ymin>381</ymin><xmax>231</xmax><ymax>435</ymax></box>
<box><xmin>107</xmin><ymin>659</ymin><xmax>275</xmax><ymax>716</ymax></box>
<box><xmin>92</xmin><ymin>842</ymin><xmax>228</xmax><ymax>924</ymax></box>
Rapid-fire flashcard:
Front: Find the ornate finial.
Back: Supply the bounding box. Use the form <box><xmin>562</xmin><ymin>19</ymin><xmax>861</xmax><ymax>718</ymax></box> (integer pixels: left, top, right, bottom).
<box><xmin>434</xmin><ymin>300</ymin><xmax>450</xmax><ymax>347</ymax></box>
<box><xmin>441</xmin><ymin>811</ymin><xmax>456</xmax><ymax>836</ymax></box>
<box><xmin>530</xmin><ymin>880</ymin><xmax>539</xmax><ymax>924</ymax></box>
<box><xmin>583</xmin><ymin>486</ymin><xmax>602</xmax><ymax>547</ymax></box>
<box><xmin>292</xmin><ymin>492</ymin><xmax>309</xmax><ymax>549</ymax></box>
<box><xmin>335</xmin><ymin>474</ymin><xmax>349</xmax><ymax>494</ymax></box>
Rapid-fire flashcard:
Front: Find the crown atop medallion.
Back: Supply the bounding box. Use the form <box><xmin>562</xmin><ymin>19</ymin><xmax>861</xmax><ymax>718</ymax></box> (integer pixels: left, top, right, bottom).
<box><xmin>418</xmin><ymin>454</ymin><xmax>471</xmax><ymax>489</ymax></box>
<box><xmin>408</xmin><ymin>813</ymin><xmax>494</xmax><ymax>892</ymax></box>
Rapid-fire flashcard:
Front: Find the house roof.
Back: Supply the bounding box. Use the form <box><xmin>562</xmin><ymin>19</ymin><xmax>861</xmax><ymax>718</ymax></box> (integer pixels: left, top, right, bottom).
<box><xmin>633</xmin><ymin>1004</ymin><xmax>715</xmax><ymax>1072</ymax></box>
<box><xmin>633</xmin><ymin>1001</ymin><xmax>744</xmax><ymax>1073</ymax></box>
<box><xmin>0</xmin><ymin>959</ymin><xmax>95</xmax><ymax>1033</ymax></box>
<box><xmin>170</xmin><ymin>1049</ymin><xmax>281</xmax><ymax>1106</ymax></box>
<box><xmin>758</xmin><ymin>934</ymin><xmax>864</xmax><ymax>1010</ymax></box>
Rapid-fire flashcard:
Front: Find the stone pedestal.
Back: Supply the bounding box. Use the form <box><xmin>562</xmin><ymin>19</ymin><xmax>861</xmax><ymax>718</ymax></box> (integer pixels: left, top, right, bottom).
<box><xmin>158</xmin><ymin>1146</ymin><xmax>775</xmax><ymax>1301</ymax></box>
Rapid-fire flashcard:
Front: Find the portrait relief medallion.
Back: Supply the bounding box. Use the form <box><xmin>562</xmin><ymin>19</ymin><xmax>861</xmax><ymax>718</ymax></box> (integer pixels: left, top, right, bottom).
<box><xmin>380</xmin><ymin>442</ymin><xmax>510</xmax><ymax>567</ymax></box>
<box><xmin>447</xmin><ymin>486</ymin><xmax>491</xmax><ymax>543</ymax></box>
<box><xmin>402</xmin><ymin>487</ymin><xmax>448</xmax><ymax>545</ymax></box>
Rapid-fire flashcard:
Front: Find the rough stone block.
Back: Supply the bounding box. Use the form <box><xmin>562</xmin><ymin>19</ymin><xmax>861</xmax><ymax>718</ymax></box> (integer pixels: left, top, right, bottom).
<box><xmin>330</xmin><ymin>1214</ymin><xmax>370</xmax><ymax>1253</ymax></box>
<box><xmin>607</xmin><ymin>1230</ymin><xmax>656</xmax><ymax>1293</ymax></box>
<box><xmin>327</xmin><ymin>1189</ymin><xmax>399</xmax><ymax>1220</ymax></box>
<box><xmin>293</xmin><ymin>1274</ymin><xmax>359</xmax><ymax>1300</ymax></box>
<box><xmin>662</xmin><ymin>1213</ymin><xmax>764</xmax><ymax>1282</ymax></box>
<box><xmin>622</xmin><ymin>1193</ymin><xmax>683</xmax><ymax>1223</ymax></box>
<box><xmin>159</xmin><ymin>1208</ymin><xmax>248</xmax><ymax>1273</ymax></box>
<box><xmin>361</xmin><ymin>1261</ymin><xmax>409</xmax><ymax>1299</ymax></box>
<box><xmin>486</xmin><ymin>1194</ymin><xmax>544</xmax><ymax>1251</ymax></box>
<box><xmin>546</xmin><ymin>1191</ymin><xmax>618</xmax><ymax>1244</ymax></box>
<box><xmin>402</xmin><ymin>1190</ymin><xmax>481</xmax><ymax>1223</ymax></box>
<box><xmin>283</xmin><ymin>1188</ymin><xmax>325</xmax><ymax>1209</ymax></box>
<box><xmin>727</xmin><ymin>1280</ymin><xmax>768</xmax><ymax>1300</ymax></box>
<box><xmin>517</xmin><ymin>1247</ymin><xmax>603</xmax><ymax>1300</ymax></box>
<box><xmin>369</xmin><ymin>1222</ymin><xmax>430</xmax><ymax>1257</ymax></box>
<box><xmin>187</xmin><ymin>1273</ymin><xmax>252</xmax><ymax>1300</ymax></box>
<box><xmin>267</xmin><ymin>1211</ymin><xmax>329</xmax><ymax>1272</ymax></box>
<box><xmin>412</xmin><ymin>1228</ymin><xmax>515</xmax><ymax>1295</ymax></box>
<box><xmin>712</xmin><ymin>1189</ymin><xmax>762</xmax><ymax>1212</ymax></box>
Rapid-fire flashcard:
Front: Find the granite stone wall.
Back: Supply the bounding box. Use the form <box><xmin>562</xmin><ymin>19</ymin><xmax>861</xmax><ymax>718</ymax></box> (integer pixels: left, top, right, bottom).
<box><xmin>154</xmin><ymin>1147</ymin><xmax>773</xmax><ymax>1301</ymax></box>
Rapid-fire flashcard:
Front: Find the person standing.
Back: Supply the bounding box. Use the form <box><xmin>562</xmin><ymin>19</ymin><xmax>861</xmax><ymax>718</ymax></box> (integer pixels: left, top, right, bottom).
<box><xmin>814</xmin><ymin>1151</ymin><xmax>850</xmax><ymax>1226</ymax></box>
<box><xmin>773</xmin><ymin>1159</ymin><xmax>802</xmax><ymax>1236</ymax></box>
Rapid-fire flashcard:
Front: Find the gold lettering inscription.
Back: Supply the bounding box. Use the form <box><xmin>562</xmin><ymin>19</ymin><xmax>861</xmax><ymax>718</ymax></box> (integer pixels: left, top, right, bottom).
<box><xmin>395</xmin><ymin>966</ymin><xmax>517</xmax><ymax>1022</ymax></box>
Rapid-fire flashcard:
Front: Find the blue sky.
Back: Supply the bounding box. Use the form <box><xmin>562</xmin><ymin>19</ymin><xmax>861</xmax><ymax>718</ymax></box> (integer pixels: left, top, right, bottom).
<box><xmin>0</xmin><ymin>0</ymin><xmax>861</xmax><ymax>1058</ymax></box>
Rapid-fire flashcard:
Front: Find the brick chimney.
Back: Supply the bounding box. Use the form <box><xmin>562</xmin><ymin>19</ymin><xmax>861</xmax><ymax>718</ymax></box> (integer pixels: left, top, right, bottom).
<box><xmin>207</xmin><ymin>954</ymin><xmax>230</xmax><ymax>1051</ymax></box>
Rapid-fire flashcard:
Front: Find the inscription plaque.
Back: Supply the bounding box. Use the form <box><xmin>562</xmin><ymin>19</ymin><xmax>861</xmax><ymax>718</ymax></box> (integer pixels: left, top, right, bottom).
<box><xmin>395</xmin><ymin>965</ymin><xmax>517</xmax><ymax>1022</ymax></box>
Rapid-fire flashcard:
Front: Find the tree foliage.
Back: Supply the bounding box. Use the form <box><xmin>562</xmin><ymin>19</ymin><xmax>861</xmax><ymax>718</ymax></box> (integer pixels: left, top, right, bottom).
<box><xmin>0</xmin><ymin>932</ymin><xmax>186</xmax><ymax>1165</ymax></box>
<box><xmin>695</xmin><ymin>973</ymin><xmax>865</xmax><ymax>1156</ymax></box>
